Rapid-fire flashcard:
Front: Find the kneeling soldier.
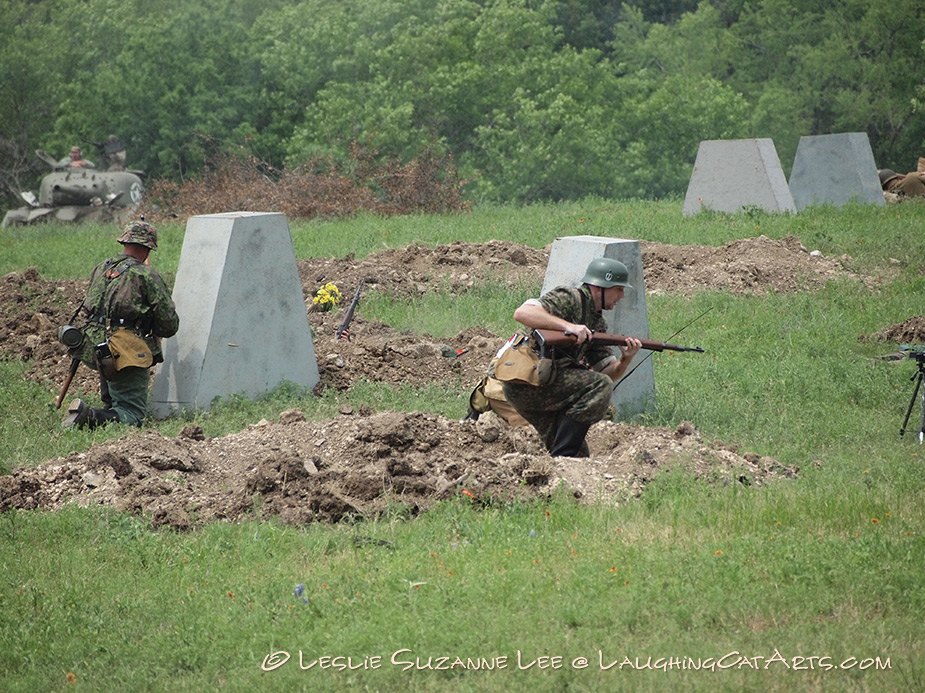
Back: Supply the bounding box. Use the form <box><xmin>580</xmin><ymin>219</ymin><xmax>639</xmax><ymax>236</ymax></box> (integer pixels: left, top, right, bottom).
<box><xmin>62</xmin><ymin>221</ymin><xmax>179</xmax><ymax>429</ymax></box>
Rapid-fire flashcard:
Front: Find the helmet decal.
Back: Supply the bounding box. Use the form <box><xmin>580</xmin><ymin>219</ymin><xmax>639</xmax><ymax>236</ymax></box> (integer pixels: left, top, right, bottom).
<box><xmin>579</xmin><ymin>257</ymin><xmax>631</xmax><ymax>289</ymax></box>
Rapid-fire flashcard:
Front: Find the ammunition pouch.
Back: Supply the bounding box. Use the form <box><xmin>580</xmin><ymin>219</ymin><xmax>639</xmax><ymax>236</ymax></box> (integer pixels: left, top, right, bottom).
<box><xmin>490</xmin><ymin>334</ymin><xmax>555</xmax><ymax>387</ymax></box>
<box><xmin>468</xmin><ymin>375</ymin><xmax>530</xmax><ymax>428</ymax></box>
<box><xmin>107</xmin><ymin>328</ymin><xmax>153</xmax><ymax>370</ymax></box>
<box><xmin>469</xmin><ymin>376</ymin><xmax>491</xmax><ymax>414</ymax></box>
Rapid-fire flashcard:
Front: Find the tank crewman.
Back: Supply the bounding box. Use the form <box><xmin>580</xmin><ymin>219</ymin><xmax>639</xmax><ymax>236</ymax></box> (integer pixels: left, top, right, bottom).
<box><xmin>496</xmin><ymin>258</ymin><xmax>642</xmax><ymax>457</ymax></box>
<box><xmin>879</xmin><ymin>168</ymin><xmax>925</xmax><ymax>200</ymax></box>
<box><xmin>62</xmin><ymin>221</ymin><xmax>179</xmax><ymax>429</ymax></box>
<box><xmin>58</xmin><ymin>146</ymin><xmax>96</xmax><ymax>169</ymax></box>
<box><xmin>102</xmin><ymin>135</ymin><xmax>127</xmax><ymax>171</ymax></box>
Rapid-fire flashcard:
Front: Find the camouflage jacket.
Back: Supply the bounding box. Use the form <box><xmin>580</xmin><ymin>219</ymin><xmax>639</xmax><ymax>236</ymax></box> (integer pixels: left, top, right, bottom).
<box><xmin>515</xmin><ymin>284</ymin><xmax>614</xmax><ymax>368</ymax></box>
<box><xmin>74</xmin><ymin>253</ymin><xmax>179</xmax><ymax>368</ymax></box>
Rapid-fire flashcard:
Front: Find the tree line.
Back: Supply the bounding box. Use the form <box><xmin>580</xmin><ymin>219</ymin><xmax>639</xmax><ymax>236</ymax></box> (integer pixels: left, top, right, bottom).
<box><xmin>1</xmin><ymin>0</ymin><xmax>922</xmax><ymax>210</ymax></box>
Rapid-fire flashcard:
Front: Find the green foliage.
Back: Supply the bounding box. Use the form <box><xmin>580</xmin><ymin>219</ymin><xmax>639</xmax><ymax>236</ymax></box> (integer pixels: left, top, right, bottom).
<box><xmin>0</xmin><ymin>0</ymin><xmax>71</xmax><ymax>197</ymax></box>
<box><xmin>468</xmin><ymin>48</ymin><xmax>625</xmax><ymax>201</ymax></box>
<box><xmin>723</xmin><ymin>0</ymin><xmax>925</xmax><ymax>171</ymax></box>
<box><xmin>619</xmin><ymin>74</ymin><xmax>750</xmax><ymax>197</ymax></box>
<box><xmin>1</xmin><ymin>0</ymin><xmax>923</xmax><ymax>205</ymax></box>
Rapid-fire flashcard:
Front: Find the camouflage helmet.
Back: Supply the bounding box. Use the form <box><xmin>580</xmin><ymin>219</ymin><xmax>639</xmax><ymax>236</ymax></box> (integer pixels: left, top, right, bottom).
<box><xmin>878</xmin><ymin>169</ymin><xmax>901</xmax><ymax>187</ymax></box>
<box><xmin>118</xmin><ymin>220</ymin><xmax>158</xmax><ymax>250</ymax></box>
<box><xmin>580</xmin><ymin>257</ymin><xmax>632</xmax><ymax>289</ymax></box>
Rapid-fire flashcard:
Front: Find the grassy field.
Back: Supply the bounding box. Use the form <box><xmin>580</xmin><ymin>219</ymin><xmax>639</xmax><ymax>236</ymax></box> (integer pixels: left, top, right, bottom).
<box><xmin>1</xmin><ymin>200</ymin><xmax>924</xmax><ymax>692</ymax></box>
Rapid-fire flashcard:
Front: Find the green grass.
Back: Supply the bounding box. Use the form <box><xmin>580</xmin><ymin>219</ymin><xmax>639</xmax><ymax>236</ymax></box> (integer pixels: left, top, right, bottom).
<box><xmin>363</xmin><ymin>279</ymin><xmax>542</xmax><ymax>337</ymax></box>
<box><xmin>2</xmin><ymin>200</ymin><xmax>925</xmax><ymax>692</ymax></box>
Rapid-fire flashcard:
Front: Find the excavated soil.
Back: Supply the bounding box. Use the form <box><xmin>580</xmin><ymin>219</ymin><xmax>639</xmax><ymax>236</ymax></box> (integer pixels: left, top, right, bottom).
<box><xmin>861</xmin><ymin>315</ymin><xmax>925</xmax><ymax>345</ymax></box>
<box><xmin>0</xmin><ymin>234</ymin><xmax>894</xmax><ymax>529</ymax></box>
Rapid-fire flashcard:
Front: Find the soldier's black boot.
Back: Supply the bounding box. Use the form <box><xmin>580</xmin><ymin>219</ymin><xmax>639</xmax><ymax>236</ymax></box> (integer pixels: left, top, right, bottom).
<box><xmin>89</xmin><ymin>408</ymin><xmax>120</xmax><ymax>428</ymax></box>
<box><xmin>62</xmin><ymin>398</ymin><xmax>90</xmax><ymax>429</ymax></box>
<box><xmin>549</xmin><ymin>416</ymin><xmax>592</xmax><ymax>457</ymax></box>
<box><xmin>62</xmin><ymin>399</ymin><xmax>120</xmax><ymax>430</ymax></box>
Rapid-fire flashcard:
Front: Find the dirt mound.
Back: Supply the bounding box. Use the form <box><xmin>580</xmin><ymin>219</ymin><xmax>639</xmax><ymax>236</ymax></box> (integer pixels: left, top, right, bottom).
<box><xmin>299</xmin><ymin>234</ymin><xmax>871</xmax><ymax>301</ymax></box>
<box><xmin>642</xmin><ymin>234</ymin><xmax>874</xmax><ymax>296</ymax></box>
<box><xmin>0</xmin><ymin>411</ymin><xmax>797</xmax><ymax>529</ymax></box>
<box><xmin>861</xmin><ymin>316</ymin><xmax>925</xmax><ymax>345</ymax></box>
<box><xmin>297</xmin><ymin>240</ymin><xmax>548</xmax><ymax>300</ymax></box>
<box><xmin>1</xmin><ymin>233</ymin><xmax>872</xmax><ymax>528</ymax></box>
<box><xmin>0</xmin><ymin>267</ymin><xmax>92</xmax><ymax>394</ymax></box>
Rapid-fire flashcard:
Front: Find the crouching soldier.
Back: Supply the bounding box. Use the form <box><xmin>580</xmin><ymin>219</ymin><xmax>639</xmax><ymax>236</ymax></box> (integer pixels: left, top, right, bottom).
<box><xmin>493</xmin><ymin>258</ymin><xmax>642</xmax><ymax>457</ymax></box>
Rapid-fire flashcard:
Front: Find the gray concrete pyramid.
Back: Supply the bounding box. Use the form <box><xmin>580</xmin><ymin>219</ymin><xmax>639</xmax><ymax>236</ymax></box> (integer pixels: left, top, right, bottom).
<box><xmin>788</xmin><ymin>132</ymin><xmax>884</xmax><ymax>210</ymax></box>
<box><xmin>151</xmin><ymin>212</ymin><xmax>319</xmax><ymax>418</ymax></box>
<box><xmin>683</xmin><ymin>138</ymin><xmax>796</xmax><ymax>216</ymax></box>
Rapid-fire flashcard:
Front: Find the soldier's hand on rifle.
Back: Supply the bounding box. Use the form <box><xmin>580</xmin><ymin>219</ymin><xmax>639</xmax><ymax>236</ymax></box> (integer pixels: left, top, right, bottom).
<box><xmin>562</xmin><ymin>323</ymin><xmax>593</xmax><ymax>344</ymax></box>
<box><xmin>602</xmin><ymin>337</ymin><xmax>642</xmax><ymax>382</ymax></box>
<box><xmin>513</xmin><ymin>301</ymin><xmax>592</xmax><ymax>343</ymax></box>
<box><xmin>618</xmin><ymin>337</ymin><xmax>642</xmax><ymax>362</ymax></box>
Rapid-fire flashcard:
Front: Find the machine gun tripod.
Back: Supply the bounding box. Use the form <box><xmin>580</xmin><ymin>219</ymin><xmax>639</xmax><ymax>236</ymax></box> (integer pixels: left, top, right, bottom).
<box><xmin>899</xmin><ymin>346</ymin><xmax>925</xmax><ymax>443</ymax></box>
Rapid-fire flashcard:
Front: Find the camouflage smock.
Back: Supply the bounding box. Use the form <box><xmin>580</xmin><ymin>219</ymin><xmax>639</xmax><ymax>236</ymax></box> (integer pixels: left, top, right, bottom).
<box><xmin>73</xmin><ymin>254</ymin><xmax>179</xmax><ymax>369</ymax></box>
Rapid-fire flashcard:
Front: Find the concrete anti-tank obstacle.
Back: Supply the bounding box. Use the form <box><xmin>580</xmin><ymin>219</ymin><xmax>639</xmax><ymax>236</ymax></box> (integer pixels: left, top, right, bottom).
<box><xmin>150</xmin><ymin>212</ymin><xmax>319</xmax><ymax>418</ymax></box>
<box><xmin>788</xmin><ymin>132</ymin><xmax>884</xmax><ymax>210</ymax></box>
<box><xmin>683</xmin><ymin>138</ymin><xmax>796</xmax><ymax>216</ymax></box>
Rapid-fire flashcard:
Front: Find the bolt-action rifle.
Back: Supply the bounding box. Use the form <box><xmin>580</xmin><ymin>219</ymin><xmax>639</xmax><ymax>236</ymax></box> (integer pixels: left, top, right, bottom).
<box><xmin>336</xmin><ymin>280</ymin><xmax>365</xmax><ymax>340</ymax></box>
<box><xmin>532</xmin><ymin>329</ymin><xmax>705</xmax><ymax>353</ymax></box>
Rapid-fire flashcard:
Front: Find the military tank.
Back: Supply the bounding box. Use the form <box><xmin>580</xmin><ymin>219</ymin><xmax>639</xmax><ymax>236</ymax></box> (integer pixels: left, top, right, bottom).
<box><xmin>2</xmin><ymin>141</ymin><xmax>145</xmax><ymax>229</ymax></box>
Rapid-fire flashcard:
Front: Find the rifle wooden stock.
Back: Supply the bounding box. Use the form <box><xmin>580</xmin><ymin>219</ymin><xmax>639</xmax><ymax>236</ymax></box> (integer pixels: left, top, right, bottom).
<box><xmin>55</xmin><ymin>357</ymin><xmax>81</xmax><ymax>409</ymax></box>
<box><xmin>336</xmin><ymin>280</ymin><xmax>365</xmax><ymax>339</ymax></box>
<box><xmin>533</xmin><ymin>329</ymin><xmax>704</xmax><ymax>353</ymax></box>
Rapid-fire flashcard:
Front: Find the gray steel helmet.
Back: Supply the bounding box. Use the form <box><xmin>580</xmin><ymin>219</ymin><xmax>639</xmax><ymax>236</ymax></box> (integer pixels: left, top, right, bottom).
<box><xmin>118</xmin><ymin>220</ymin><xmax>158</xmax><ymax>250</ymax></box>
<box><xmin>580</xmin><ymin>257</ymin><xmax>632</xmax><ymax>289</ymax></box>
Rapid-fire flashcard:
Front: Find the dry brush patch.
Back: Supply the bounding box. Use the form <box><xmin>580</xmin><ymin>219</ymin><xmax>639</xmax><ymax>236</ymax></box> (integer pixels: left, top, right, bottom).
<box><xmin>137</xmin><ymin>145</ymin><xmax>470</xmax><ymax>224</ymax></box>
